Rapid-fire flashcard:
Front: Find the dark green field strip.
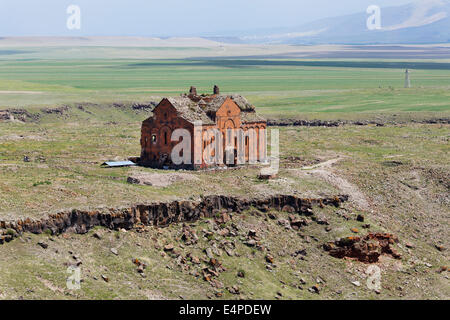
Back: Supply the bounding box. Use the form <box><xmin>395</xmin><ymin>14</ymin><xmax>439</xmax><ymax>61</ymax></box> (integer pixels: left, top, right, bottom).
<box><xmin>126</xmin><ymin>59</ymin><xmax>450</xmax><ymax>70</ymax></box>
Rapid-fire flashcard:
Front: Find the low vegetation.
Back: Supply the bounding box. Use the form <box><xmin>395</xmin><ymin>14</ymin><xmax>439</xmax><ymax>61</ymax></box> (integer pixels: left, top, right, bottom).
<box><xmin>0</xmin><ymin>47</ymin><xmax>448</xmax><ymax>299</ymax></box>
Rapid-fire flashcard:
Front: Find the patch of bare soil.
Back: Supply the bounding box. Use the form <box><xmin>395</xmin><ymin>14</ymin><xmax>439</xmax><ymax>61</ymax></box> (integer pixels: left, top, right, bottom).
<box><xmin>127</xmin><ymin>171</ymin><xmax>199</xmax><ymax>187</ymax></box>
<box><xmin>0</xmin><ymin>91</ymin><xmax>43</xmax><ymax>94</ymax></box>
<box><xmin>0</xmin><ymin>134</ymin><xmax>48</xmax><ymax>141</ymax></box>
<box><xmin>293</xmin><ymin>157</ymin><xmax>370</xmax><ymax>211</ymax></box>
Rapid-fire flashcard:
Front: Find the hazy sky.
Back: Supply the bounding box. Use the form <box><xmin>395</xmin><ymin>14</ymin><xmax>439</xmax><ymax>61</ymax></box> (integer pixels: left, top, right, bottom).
<box><xmin>0</xmin><ymin>0</ymin><xmax>416</xmax><ymax>36</ymax></box>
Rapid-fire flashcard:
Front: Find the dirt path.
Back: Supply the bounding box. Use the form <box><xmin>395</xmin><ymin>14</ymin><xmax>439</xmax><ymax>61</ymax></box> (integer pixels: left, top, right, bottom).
<box><xmin>292</xmin><ymin>157</ymin><xmax>370</xmax><ymax>211</ymax></box>
<box><xmin>0</xmin><ymin>91</ymin><xmax>43</xmax><ymax>94</ymax></box>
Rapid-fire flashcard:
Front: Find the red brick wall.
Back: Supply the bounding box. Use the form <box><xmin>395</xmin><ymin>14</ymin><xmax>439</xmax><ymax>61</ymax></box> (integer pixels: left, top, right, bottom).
<box><xmin>141</xmin><ymin>99</ymin><xmax>194</xmax><ymax>167</ymax></box>
<box><xmin>140</xmin><ymin>97</ymin><xmax>267</xmax><ymax>169</ymax></box>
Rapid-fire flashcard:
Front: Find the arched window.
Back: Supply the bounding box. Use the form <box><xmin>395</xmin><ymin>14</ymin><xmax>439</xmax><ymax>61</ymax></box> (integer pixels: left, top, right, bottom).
<box><xmin>164</xmin><ymin>131</ymin><xmax>168</xmax><ymax>145</ymax></box>
<box><xmin>151</xmin><ymin>134</ymin><xmax>157</xmax><ymax>144</ymax></box>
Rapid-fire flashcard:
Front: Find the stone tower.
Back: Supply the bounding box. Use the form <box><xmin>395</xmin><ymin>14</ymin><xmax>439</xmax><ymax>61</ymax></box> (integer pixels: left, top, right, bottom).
<box><xmin>189</xmin><ymin>86</ymin><xmax>197</xmax><ymax>96</ymax></box>
<box><xmin>404</xmin><ymin>69</ymin><xmax>411</xmax><ymax>88</ymax></box>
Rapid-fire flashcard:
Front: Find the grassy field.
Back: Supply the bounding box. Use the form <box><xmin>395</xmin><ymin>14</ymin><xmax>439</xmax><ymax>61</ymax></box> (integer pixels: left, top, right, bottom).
<box><xmin>0</xmin><ymin>47</ymin><xmax>449</xmax><ymax>120</ymax></box>
<box><xmin>0</xmin><ymin>117</ymin><xmax>448</xmax><ymax>299</ymax></box>
<box><xmin>0</xmin><ymin>45</ymin><xmax>449</xmax><ymax>300</ymax></box>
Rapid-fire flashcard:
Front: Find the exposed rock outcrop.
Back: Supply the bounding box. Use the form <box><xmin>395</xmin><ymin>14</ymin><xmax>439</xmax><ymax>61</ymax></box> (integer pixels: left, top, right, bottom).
<box><xmin>0</xmin><ymin>108</ymin><xmax>39</xmax><ymax>122</ymax></box>
<box><xmin>323</xmin><ymin>233</ymin><xmax>401</xmax><ymax>263</ymax></box>
<box><xmin>267</xmin><ymin>118</ymin><xmax>450</xmax><ymax>127</ymax></box>
<box><xmin>0</xmin><ymin>194</ymin><xmax>348</xmax><ymax>243</ymax></box>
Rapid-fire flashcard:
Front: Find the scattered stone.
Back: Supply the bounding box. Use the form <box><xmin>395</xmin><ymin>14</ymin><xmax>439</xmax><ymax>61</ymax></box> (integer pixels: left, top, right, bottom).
<box><xmin>171</xmin><ymin>248</ymin><xmax>182</xmax><ymax>258</ymax></box>
<box><xmin>435</xmin><ymin>244</ymin><xmax>445</xmax><ymax>252</ymax></box>
<box><xmin>291</xmin><ymin>249</ymin><xmax>307</xmax><ymax>258</ymax></box>
<box><xmin>37</xmin><ymin>241</ymin><xmax>48</xmax><ymax>249</ymax></box>
<box><xmin>282</xmin><ymin>205</ymin><xmax>295</xmax><ymax>213</ymax></box>
<box><xmin>191</xmin><ymin>256</ymin><xmax>200</xmax><ymax>265</ymax></box>
<box><xmin>164</xmin><ymin>244</ymin><xmax>174</xmax><ymax>252</ymax></box>
<box><xmin>237</xmin><ymin>270</ymin><xmax>245</xmax><ymax>278</ymax></box>
<box><xmin>244</xmin><ymin>239</ymin><xmax>256</xmax><ymax>247</ymax></box>
<box><xmin>258</xmin><ymin>172</ymin><xmax>277</xmax><ymax>180</ymax></box>
<box><xmin>289</xmin><ymin>215</ymin><xmax>308</xmax><ymax>230</ymax></box>
<box><xmin>247</xmin><ymin>230</ymin><xmax>257</xmax><ymax>238</ymax></box>
<box><xmin>405</xmin><ymin>242</ymin><xmax>415</xmax><ymax>249</ymax></box>
<box><xmin>228</xmin><ymin>285</ymin><xmax>240</xmax><ymax>295</ymax></box>
<box><xmin>101</xmin><ymin>275</ymin><xmax>109</xmax><ymax>282</ymax></box>
<box><xmin>137</xmin><ymin>265</ymin><xmax>145</xmax><ymax>274</ymax></box>
<box><xmin>437</xmin><ymin>266</ymin><xmax>448</xmax><ymax>273</ymax></box>
<box><xmin>92</xmin><ymin>232</ymin><xmax>102</xmax><ymax>240</ymax></box>
<box><xmin>224</xmin><ymin>247</ymin><xmax>234</xmax><ymax>257</ymax></box>
<box><xmin>315</xmin><ymin>214</ymin><xmax>329</xmax><ymax>225</ymax></box>
<box><xmin>265</xmin><ymin>254</ymin><xmax>274</xmax><ymax>264</ymax></box>
<box><xmin>390</xmin><ymin>248</ymin><xmax>402</xmax><ymax>259</ymax></box>
<box><xmin>205</xmin><ymin>247</ymin><xmax>214</xmax><ymax>258</ymax></box>
<box><xmin>277</xmin><ymin>219</ymin><xmax>290</xmax><ymax>229</ymax></box>
<box><xmin>308</xmin><ymin>285</ymin><xmax>320</xmax><ymax>294</ymax></box>
<box><xmin>218</xmin><ymin>228</ymin><xmax>229</xmax><ymax>237</ymax></box>
<box><xmin>215</xmin><ymin>212</ymin><xmax>231</xmax><ymax>225</ymax></box>
<box><xmin>316</xmin><ymin>277</ymin><xmax>325</xmax><ymax>284</ymax></box>
<box><xmin>181</xmin><ymin>224</ymin><xmax>198</xmax><ymax>245</ymax></box>
<box><xmin>357</xmin><ymin>214</ymin><xmax>365</xmax><ymax>222</ymax></box>
<box><xmin>211</xmin><ymin>243</ymin><xmax>222</xmax><ymax>256</ymax></box>
<box><xmin>110</xmin><ymin>248</ymin><xmax>118</xmax><ymax>256</ymax></box>
<box><xmin>210</xmin><ymin>279</ymin><xmax>224</xmax><ymax>289</ymax></box>
<box><xmin>351</xmin><ymin>281</ymin><xmax>361</xmax><ymax>287</ymax></box>
<box><xmin>132</xmin><ymin>258</ymin><xmax>147</xmax><ymax>274</ymax></box>
<box><xmin>268</xmin><ymin>212</ymin><xmax>277</xmax><ymax>220</ymax></box>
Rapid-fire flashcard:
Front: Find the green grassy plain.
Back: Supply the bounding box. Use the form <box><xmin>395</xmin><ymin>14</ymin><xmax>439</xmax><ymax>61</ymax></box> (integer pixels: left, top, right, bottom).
<box><xmin>0</xmin><ymin>47</ymin><xmax>449</xmax><ymax>120</ymax></box>
<box><xmin>0</xmin><ymin>120</ymin><xmax>448</xmax><ymax>299</ymax></box>
<box><xmin>0</xmin><ymin>46</ymin><xmax>449</xmax><ymax>300</ymax></box>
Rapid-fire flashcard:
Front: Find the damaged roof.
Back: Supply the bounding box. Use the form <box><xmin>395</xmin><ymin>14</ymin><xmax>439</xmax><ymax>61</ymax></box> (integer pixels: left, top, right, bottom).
<box><xmin>160</xmin><ymin>94</ymin><xmax>264</xmax><ymax>125</ymax></box>
<box><xmin>166</xmin><ymin>97</ymin><xmax>215</xmax><ymax>124</ymax></box>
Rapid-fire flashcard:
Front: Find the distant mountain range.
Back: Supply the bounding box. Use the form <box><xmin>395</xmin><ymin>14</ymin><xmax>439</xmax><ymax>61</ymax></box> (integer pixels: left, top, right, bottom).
<box><xmin>204</xmin><ymin>0</ymin><xmax>450</xmax><ymax>44</ymax></box>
